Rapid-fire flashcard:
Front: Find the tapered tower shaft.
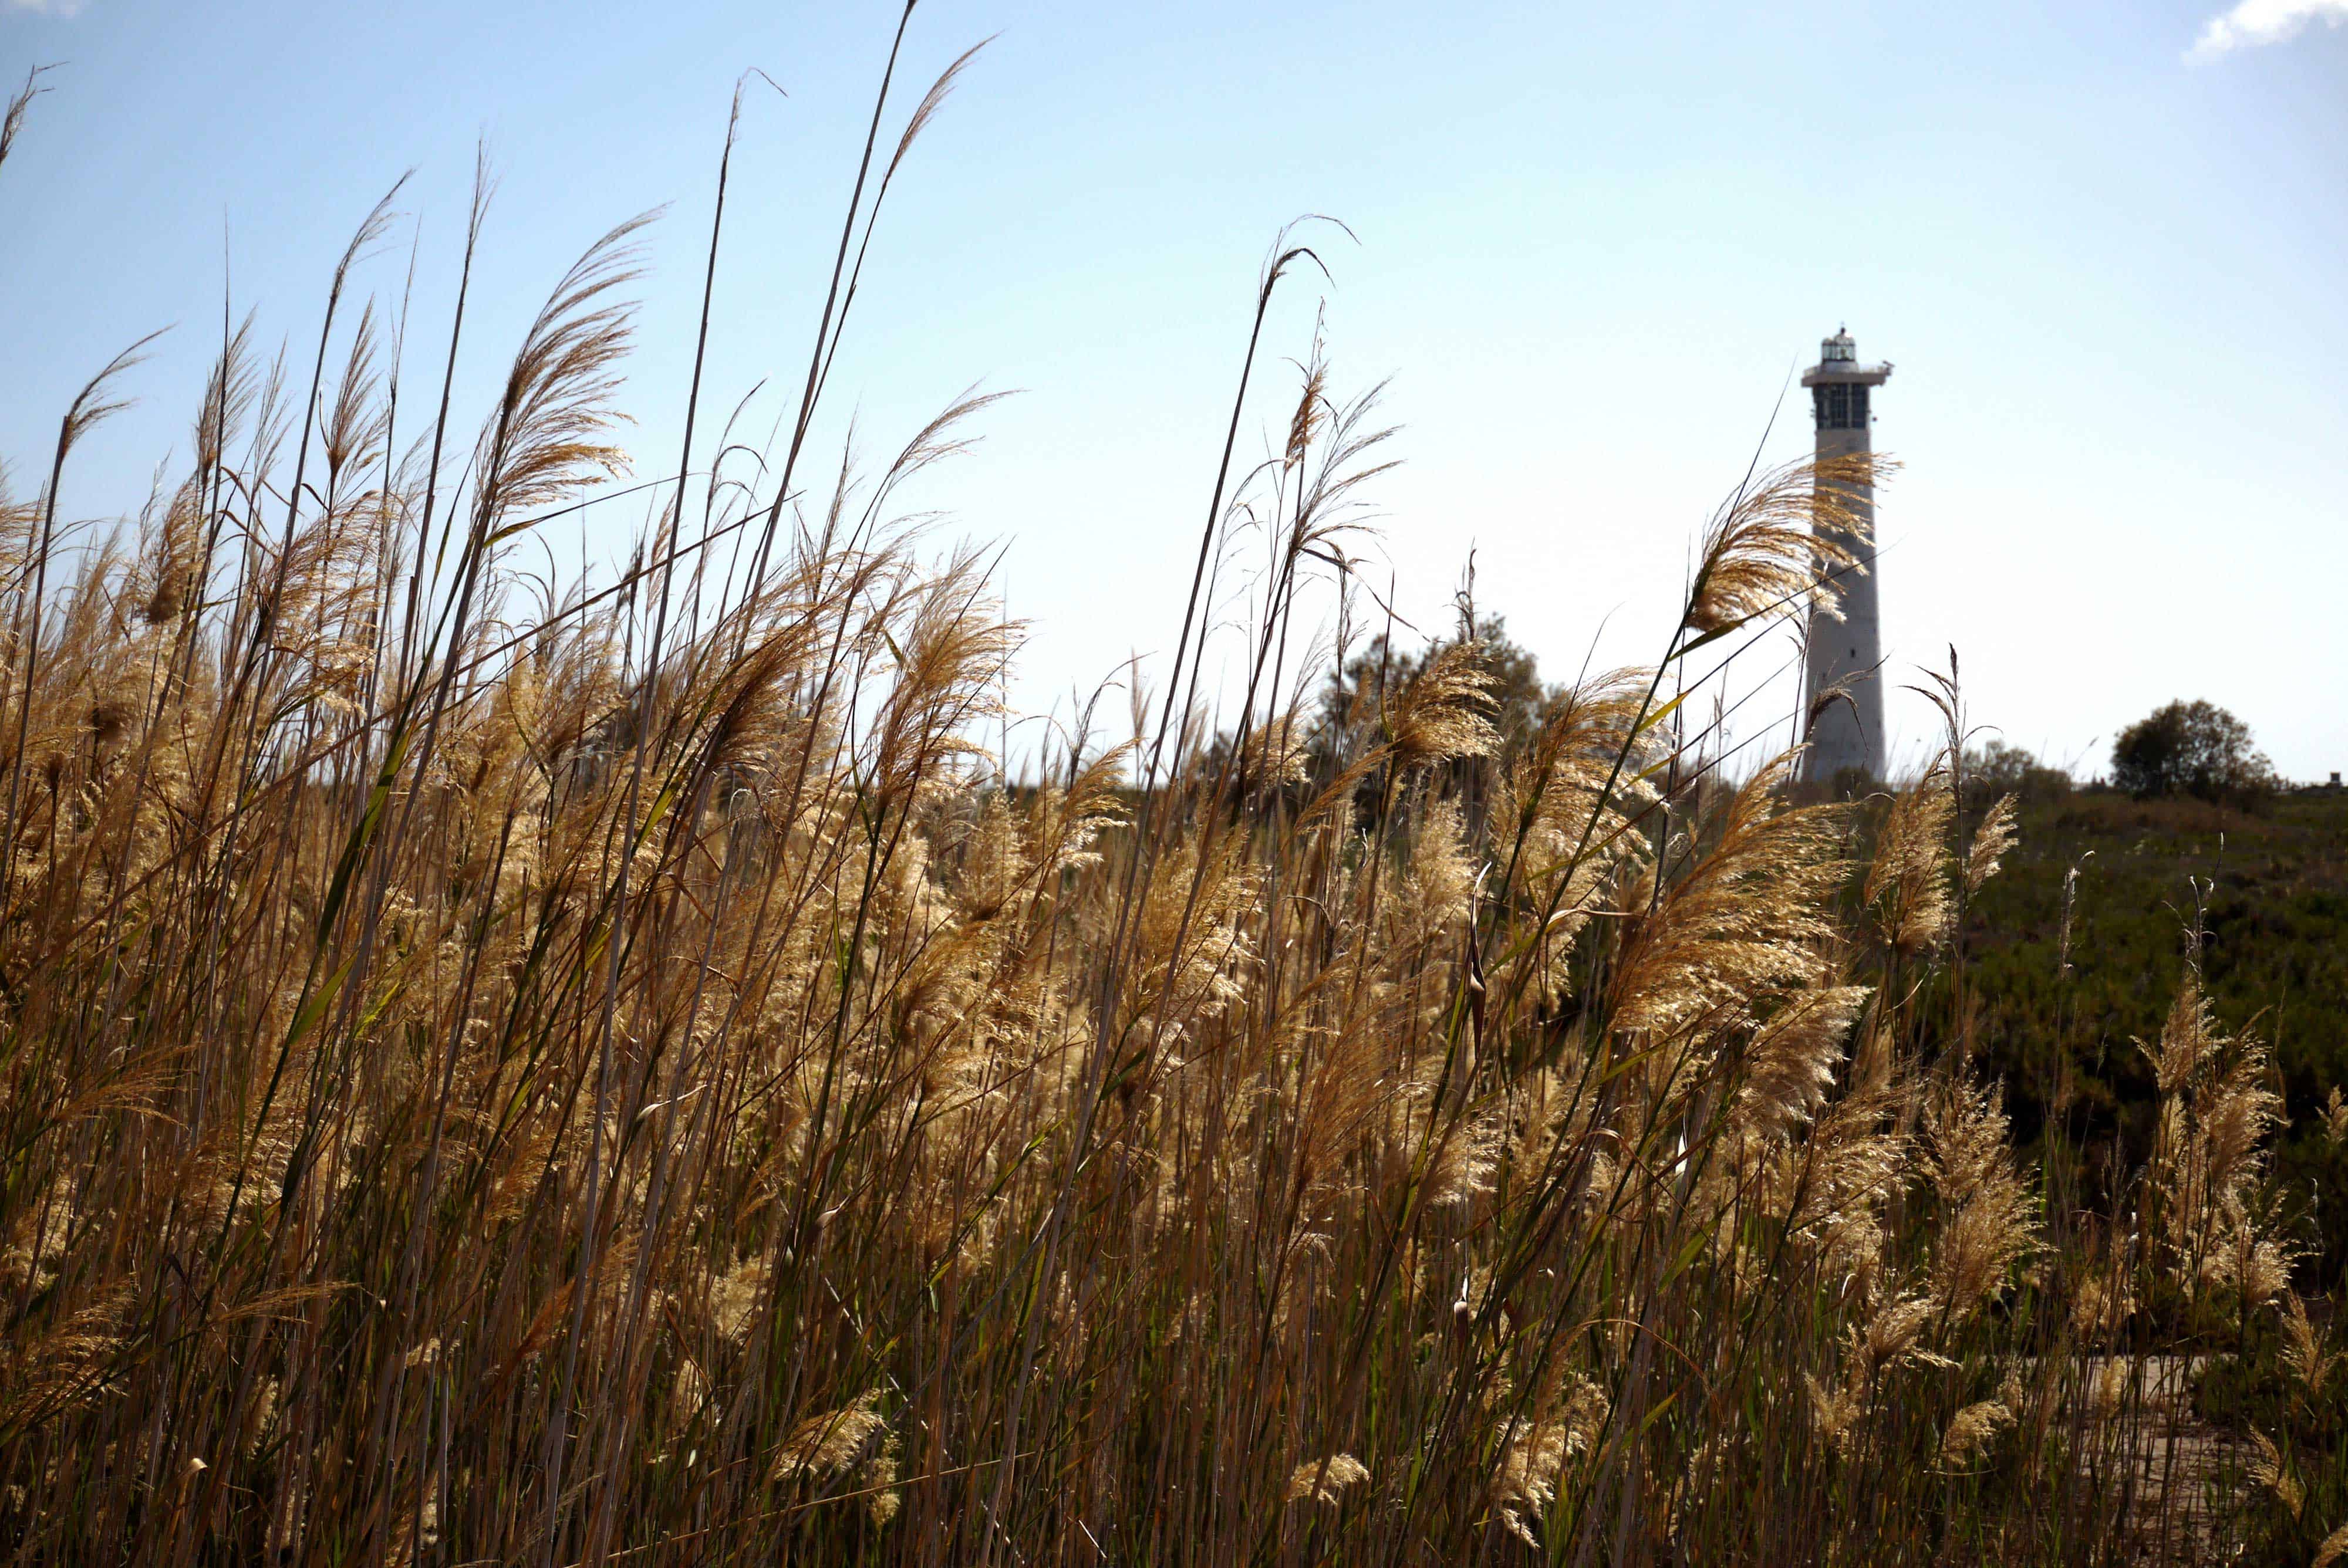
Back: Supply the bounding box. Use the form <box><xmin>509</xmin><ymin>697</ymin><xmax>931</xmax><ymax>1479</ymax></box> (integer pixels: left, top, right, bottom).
<box><xmin>1799</xmin><ymin>327</ymin><xmax>1892</xmax><ymax>786</ymax></box>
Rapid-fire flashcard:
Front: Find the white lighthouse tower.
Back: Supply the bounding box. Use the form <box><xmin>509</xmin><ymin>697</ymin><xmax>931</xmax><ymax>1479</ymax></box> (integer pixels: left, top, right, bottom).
<box><xmin>1799</xmin><ymin>327</ymin><xmax>1892</xmax><ymax>788</ymax></box>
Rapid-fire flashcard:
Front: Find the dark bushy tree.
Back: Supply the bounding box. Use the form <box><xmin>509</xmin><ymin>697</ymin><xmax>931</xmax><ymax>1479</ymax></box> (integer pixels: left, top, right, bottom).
<box><xmin>2110</xmin><ymin>699</ymin><xmax>2276</xmax><ymax>802</ymax></box>
<box><xmin>1963</xmin><ymin>739</ymin><xmax>2072</xmax><ymax>806</ymax></box>
<box><xmin>1320</xmin><ymin>614</ymin><xmax>1554</xmax><ymax>752</ymax></box>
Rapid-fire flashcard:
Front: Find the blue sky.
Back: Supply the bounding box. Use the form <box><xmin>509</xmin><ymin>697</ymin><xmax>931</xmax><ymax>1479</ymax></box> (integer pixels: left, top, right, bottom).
<box><xmin>3</xmin><ymin>0</ymin><xmax>2343</xmax><ymax>779</ymax></box>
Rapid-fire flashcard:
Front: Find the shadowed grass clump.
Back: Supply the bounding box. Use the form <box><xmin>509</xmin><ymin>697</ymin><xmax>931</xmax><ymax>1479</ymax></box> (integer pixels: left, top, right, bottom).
<box><xmin>0</xmin><ymin>23</ymin><xmax>2338</xmax><ymax>1567</ymax></box>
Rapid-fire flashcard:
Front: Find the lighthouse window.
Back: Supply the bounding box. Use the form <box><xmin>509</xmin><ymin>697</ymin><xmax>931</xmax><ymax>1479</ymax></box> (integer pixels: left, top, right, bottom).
<box><xmin>1813</xmin><ymin>384</ymin><xmax>1871</xmax><ymax>430</ymax></box>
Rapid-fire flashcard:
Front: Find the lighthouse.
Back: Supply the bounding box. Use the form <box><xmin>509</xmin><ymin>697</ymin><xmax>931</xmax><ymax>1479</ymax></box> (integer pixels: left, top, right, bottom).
<box><xmin>1799</xmin><ymin>327</ymin><xmax>1891</xmax><ymax>788</ymax></box>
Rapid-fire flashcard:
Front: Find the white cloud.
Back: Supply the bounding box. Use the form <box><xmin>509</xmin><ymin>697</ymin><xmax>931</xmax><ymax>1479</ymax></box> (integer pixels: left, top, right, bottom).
<box><xmin>5</xmin><ymin>0</ymin><xmax>87</xmax><ymax>15</ymax></box>
<box><xmin>2190</xmin><ymin>0</ymin><xmax>2348</xmax><ymax>57</ymax></box>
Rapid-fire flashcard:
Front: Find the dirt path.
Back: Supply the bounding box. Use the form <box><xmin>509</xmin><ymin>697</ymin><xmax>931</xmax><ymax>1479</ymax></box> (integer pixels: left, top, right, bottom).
<box><xmin>2074</xmin><ymin>1356</ymin><xmax>2253</xmax><ymax>1564</ymax></box>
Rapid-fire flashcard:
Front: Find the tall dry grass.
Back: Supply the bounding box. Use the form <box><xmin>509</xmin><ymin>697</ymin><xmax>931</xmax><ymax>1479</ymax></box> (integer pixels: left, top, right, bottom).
<box><xmin>0</xmin><ymin>26</ymin><xmax>2336</xmax><ymax>1567</ymax></box>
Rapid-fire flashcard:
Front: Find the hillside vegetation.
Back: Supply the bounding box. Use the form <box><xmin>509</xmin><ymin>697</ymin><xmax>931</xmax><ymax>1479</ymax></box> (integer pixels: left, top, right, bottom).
<box><xmin>1962</xmin><ymin>789</ymin><xmax>2348</xmax><ymax>1272</ymax></box>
